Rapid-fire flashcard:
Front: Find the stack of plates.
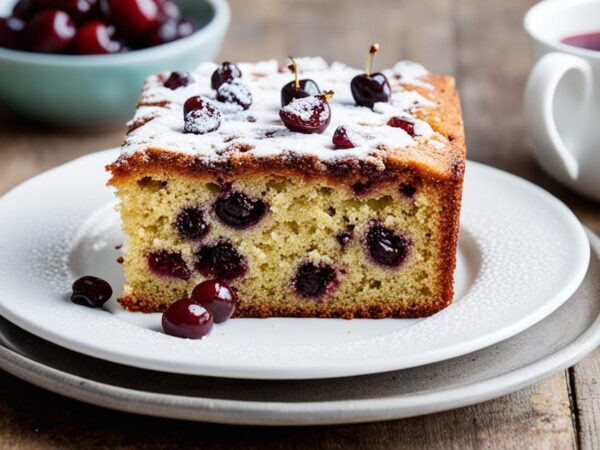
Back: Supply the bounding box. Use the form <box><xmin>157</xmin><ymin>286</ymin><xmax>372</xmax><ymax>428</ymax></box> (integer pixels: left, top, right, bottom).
<box><xmin>0</xmin><ymin>149</ymin><xmax>597</xmax><ymax>426</ymax></box>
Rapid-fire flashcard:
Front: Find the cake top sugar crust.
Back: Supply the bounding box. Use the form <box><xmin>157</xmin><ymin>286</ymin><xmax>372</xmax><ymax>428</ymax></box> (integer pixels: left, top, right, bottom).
<box><xmin>110</xmin><ymin>58</ymin><xmax>465</xmax><ymax>181</ymax></box>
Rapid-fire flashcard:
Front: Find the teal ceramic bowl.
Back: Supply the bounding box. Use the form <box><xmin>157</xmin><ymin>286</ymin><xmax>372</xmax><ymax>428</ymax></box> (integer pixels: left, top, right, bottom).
<box><xmin>0</xmin><ymin>0</ymin><xmax>229</xmax><ymax>127</ymax></box>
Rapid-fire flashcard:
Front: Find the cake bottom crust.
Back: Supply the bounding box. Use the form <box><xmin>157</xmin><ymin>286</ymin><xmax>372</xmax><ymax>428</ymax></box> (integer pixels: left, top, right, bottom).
<box><xmin>118</xmin><ymin>295</ymin><xmax>453</xmax><ymax>319</ymax></box>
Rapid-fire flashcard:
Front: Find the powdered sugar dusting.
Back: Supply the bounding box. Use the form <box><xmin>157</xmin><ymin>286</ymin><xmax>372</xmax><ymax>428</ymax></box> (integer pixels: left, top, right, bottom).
<box><xmin>281</xmin><ymin>96</ymin><xmax>329</xmax><ymax>122</ymax></box>
<box><xmin>216</xmin><ymin>80</ymin><xmax>252</xmax><ymax>111</ymax></box>
<box><xmin>389</xmin><ymin>60</ymin><xmax>434</xmax><ymax>90</ymax></box>
<box><xmin>119</xmin><ymin>58</ymin><xmax>445</xmax><ymax>165</ymax></box>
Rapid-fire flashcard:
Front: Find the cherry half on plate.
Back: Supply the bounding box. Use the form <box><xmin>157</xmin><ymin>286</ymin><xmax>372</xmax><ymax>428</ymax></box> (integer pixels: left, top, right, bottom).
<box><xmin>350</xmin><ymin>43</ymin><xmax>391</xmax><ymax>108</ymax></box>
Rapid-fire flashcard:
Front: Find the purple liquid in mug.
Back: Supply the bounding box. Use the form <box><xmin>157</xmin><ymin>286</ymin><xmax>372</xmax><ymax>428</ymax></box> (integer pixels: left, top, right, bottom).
<box><xmin>562</xmin><ymin>32</ymin><xmax>600</xmax><ymax>51</ymax></box>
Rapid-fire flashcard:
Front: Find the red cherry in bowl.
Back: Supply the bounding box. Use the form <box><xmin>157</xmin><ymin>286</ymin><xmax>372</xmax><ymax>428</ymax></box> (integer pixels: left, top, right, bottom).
<box><xmin>100</xmin><ymin>0</ymin><xmax>160</xmax><ymax>41</ymax></box>
<box><xmin>24</xmin><ymin>9</ymin><xmax>76</xmax><ymax>54</ymax></box>
<box><xmin>350</xmin><ymin>43</ymin><xmax>391</xmax><ymax>108</ymax></box>
<box><xmin>157</xmin><ymin>0</ymin><xmax>181</xmax><ymax>22</ymax></box>
<box><xmin>162</xmin><ymin>298</ymin><xmax>213</xmax><ymax>339</ymax></box>
<box><xmin>73</xmin><ymin>20</ymin><xmax>122</xmax><ymax>54</ymax></box>
<box><xmin>280</xmin><ymin>56</ymin><xmax>321</xmax><ymax>106</ymax></box>
<box><xmin>12</xmin><ymin>0</ymin><xmax>37</xmax><ymax>20</ymax></box>
<box><xmin>211</xmin><ymin>61</ymin><xmax>242</xmax><ymax>89</ymax></box>
<box><xmin>144</xmin><ymin>18</ymin><xmax>195</xmax><ymax>47</ymax></box>
<box><xmin>191</xmin><ymin>280</ymin><xmax>238</xmax><ymax>323</ymax></box>
<box><xmin>56</xmin><ymin>0</ymin><xmax>100</xmax><ymax>23</ymax></box>
<box><xmin>279</xmin><ymin>91</ymin><xmax>333</xmax><ymax>134</ymax></box>
<box><xmin>0</xmin><ymin>17</ymin><xmax>25</xmax><ymax>49</ymax></box>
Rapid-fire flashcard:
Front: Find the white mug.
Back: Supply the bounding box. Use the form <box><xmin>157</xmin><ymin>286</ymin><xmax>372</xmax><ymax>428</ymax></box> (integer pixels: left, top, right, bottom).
<box><xmin>524</xmin><ymin>0</ymin><xmax>600</xmax><ymax>201</ymax></box>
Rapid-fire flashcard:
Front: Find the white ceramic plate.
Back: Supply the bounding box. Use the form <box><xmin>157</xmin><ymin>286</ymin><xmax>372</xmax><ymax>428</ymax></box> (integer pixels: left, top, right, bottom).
<box><xmin>0</xmin><ymin>149</ymin><xmax>590</xmax><ymax>379</ymax></box>
<box><xmin>0</xmin><ymin>229</ymin><xmax>597</xmax><ymax>426</ymax></box>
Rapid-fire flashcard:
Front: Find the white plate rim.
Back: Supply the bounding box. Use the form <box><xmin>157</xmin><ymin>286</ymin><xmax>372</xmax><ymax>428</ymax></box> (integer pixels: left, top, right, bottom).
<box><xmin>0</xmin><ymin>149</ymin><xmax>591</xmax><ymax>379</ymax></box>
<box><xmin>0</xmin><ymin>229</ymin><xmax>597</xmax><ymax>425</ymax></box>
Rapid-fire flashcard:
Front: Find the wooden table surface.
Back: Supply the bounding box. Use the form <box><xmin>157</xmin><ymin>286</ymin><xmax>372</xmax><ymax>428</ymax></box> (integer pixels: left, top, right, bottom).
<box><xmin>1</xmin><ymin>0</ymin><xmax>599</xmax><ymax>448</ymax></box>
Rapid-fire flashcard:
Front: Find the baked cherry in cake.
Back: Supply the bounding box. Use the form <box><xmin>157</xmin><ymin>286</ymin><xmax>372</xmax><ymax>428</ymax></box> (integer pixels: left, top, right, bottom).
<box><xmin>164</xmin><ymin>71</ymin><xmax>192</xmax><ymax>90</ymax></box>
<box><xmin>215</xmin><ymin>191</ymin><xmax>267</xmax><ymax>228</ymax></box>
<box><xmin>71</xmin><ymin>275</ymin><xmax>112</xmax><ymax>308</ymax></box>
<box><xmin>162</xmin><ymin>298</ymin><xmax>213</xmax><ymax>339</ymax></box>
<box><xmin>211</xmin><ymin>61</ymin><xmax>242</xmax><ymax>89</ymax></box>
<box><xmin>191</xmin><ymin>280</ymin><xmax>238</xmax><ymax>323</ymax></box>
<box><xmin>279</xmin><ymin>92</ymin><xmax>333</xmax><ymax>134</ymax></box>
<box><xmin>195</xmin><ymin>241</ymin><xmax>247</xmax><ymax>280</ymax></box>
<box><xmin>174</xmin><ymin>205</ymin><xmax>209</xmax><ymax>241</ymax></box>
<box><xmin>336</xmin><ymin>231</ymin><xmax>353</xmax><ymax>249</ymax></box>
<box><xmin>388</xmin><ymin>116</ymin><xmax>415</xmax><ymax>136</ymax></box>
<box><xmin>24</xmin><ymin>9</ymin><xmax>76</xmax><ymax>53</ymax></box>
<box><xmin>332</xmin><ymin>126</ymin><xmax>355</xmax><ymax>149</ymax></box>
<box><xmin>400</xmin><ymin>183</ymin><xmax>417</xmax><ymax>198</ymax></box>
<box><xmin>281</xmin><ymin>56</ymin><xmax>321</xmax><ymax>106</ymax></box>
<box><xmin>351</xmin><ymin>43</ymin><xmax>391</xmax><ymax>108</ymax></box>
<box><xmin>364</xmin><ymin>222</ymin><xmax>410</xmax><ymax>267</ymax></box>
<box><xmin>293</xmin><ymin>262</ymin><xmax>336</xmax><ymax>298</ymax></box>
<box><xmin>146</xmin><ymin>250</ymin><xmax>191</xmax><ymax>280</ymax></box>
<box><xmin>216</xmin><ymin>80</ymin><xmax>253</xmax><ymax>110</ymax></box>
<box><xmin>183</xmin><ymin>96</ymin><xmax>222</xmax><ymax>134</ymax></box>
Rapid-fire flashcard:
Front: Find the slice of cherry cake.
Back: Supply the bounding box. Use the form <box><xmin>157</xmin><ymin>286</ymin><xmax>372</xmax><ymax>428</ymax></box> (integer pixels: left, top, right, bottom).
<box><xmin>107</xmin><ymin>57</ymin><xmax>466</xmax><ymax>319</ymax></box>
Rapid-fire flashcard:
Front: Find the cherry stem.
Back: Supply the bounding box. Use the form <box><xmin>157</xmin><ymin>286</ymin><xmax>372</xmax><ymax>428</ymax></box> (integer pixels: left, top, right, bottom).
<box><xmin>288</xmin><ymin>56</ymin><xmax>300</xmax><ymax>89</ymax></box>
<box><xmin>366</xmin><ymin>43</ymin><xmax>379</xmax><ymax>78</ymax></box>
<box><xmin>321</xmin><ymin>90</ymin><xmax>334</xmax><ymax>101</ymax></box>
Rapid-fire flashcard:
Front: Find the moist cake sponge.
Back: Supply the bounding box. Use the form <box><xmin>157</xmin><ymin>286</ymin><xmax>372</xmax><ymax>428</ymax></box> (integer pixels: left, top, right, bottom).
<box><xmin>107</xmin><ymin>58</ymin><xmax>466</xmax><ymax>319</ymax></box>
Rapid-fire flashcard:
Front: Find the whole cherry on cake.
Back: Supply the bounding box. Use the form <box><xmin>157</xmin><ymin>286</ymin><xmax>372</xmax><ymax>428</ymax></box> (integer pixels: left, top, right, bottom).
<box><xmin>350</xmin><ymin>43</ymin><xmax>391</xmax><ymax>108</ymax></box>
<box><xmin>211</xmin><ymin>61</ymin><xmax>242</xmax><ymax>90</ymax></box>
<box><xmin>280</xmin><ymin>56</ymin><xmax>321</xmax><ymax>107</ymax></box>
<box><xmin>279</xmin><ymin>91</ymin><xmax>334</xmax><ymax>134</ymax></box>
<box><xmin>183</xmin><ymin>96</ymin><xmax>222</xmax><ymax>134</ymax></box>
<box><xmin>164</xmin><ymin>70</ymin><xmax>193</xmax><ymax>90</ymax></box>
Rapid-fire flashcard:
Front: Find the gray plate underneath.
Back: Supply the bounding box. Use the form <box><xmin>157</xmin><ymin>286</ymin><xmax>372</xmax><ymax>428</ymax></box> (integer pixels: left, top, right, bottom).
<box><xmin>0</xmin><ymin>229</ymin><xmax>598</xmax><ymax>426</ymax></box>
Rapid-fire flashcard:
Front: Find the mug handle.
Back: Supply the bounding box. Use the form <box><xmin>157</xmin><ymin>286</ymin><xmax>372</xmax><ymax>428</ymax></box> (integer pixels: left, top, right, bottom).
<box><xmin>524</xmin><ymin>52</ymin><xmax>593</xmax><ymax>181</ymax></box>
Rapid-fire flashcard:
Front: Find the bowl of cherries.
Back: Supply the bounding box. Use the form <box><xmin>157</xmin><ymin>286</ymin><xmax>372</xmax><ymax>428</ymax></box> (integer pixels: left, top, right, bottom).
<box><xmin>0</xmin><ymin>0</ymin><xmax>229</xmax><ymax>126</ymax></box>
